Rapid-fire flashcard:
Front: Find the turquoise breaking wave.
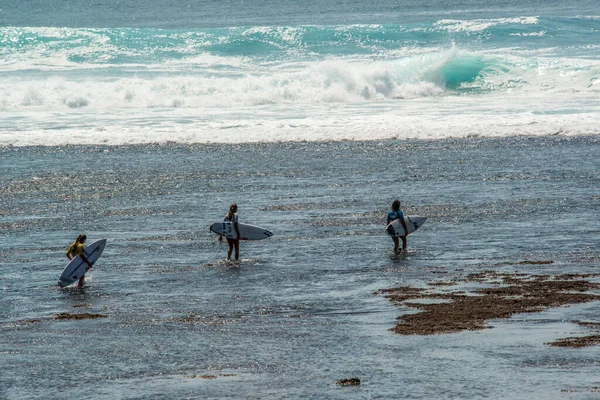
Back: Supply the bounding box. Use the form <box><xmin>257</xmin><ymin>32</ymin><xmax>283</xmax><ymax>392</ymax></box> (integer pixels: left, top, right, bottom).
<box><xmin>2</xmin><ymin>17</ymin><xmax>599</xmax><ymax>97</ymax></box>
<box><xmin>1</xmin><ymin>13</ymin><xmax>599</xmax><ymax>145</ymax></box>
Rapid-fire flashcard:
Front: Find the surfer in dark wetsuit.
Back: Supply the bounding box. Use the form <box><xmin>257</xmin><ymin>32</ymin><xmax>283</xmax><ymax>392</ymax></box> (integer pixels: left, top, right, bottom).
<box><xmin>66</xmin><ymin>234</ymin><xmax>93</xmax><ymax>286</ymax></box>
<box><xmin>386</xmin><ymin>199</ymin><xmax>408</xmax><ymax>254</ymax></box>
<box><xmin>219</xmin><ymin>203</ymin><xmax>241</xmax><ymax>261</ymax></box>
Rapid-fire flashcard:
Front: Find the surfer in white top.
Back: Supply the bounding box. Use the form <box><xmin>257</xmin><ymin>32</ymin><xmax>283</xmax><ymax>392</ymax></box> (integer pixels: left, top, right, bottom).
<box><xmin>387</xmin><ymin>199</ymin><xmax>408</xmax><ymax>254</ymax></box>
<box><xmin>219</xmin><ymin>203</ymin><xmax>241</xmax><ymax>261</ymax></box>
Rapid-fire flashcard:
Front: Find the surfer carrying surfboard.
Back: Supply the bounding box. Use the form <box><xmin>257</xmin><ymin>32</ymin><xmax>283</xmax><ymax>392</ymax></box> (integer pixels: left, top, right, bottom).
<box><xmin>387</xmin><ymin>200</ymin><xmax>408</xmax><ymax>254</ymax></box>
<box><xmin>66</xmin><ymin>234</ymin><xmax>93</xmax><ymax>286</ymax></box>
<box><xmin>218</xmin><ymin>203</ymin><xmax>241</xmax><ymax>261</ymax></box>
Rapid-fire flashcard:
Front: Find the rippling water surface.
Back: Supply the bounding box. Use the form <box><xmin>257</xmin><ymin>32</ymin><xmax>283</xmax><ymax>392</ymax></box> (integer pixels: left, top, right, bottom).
<box><xmin>1</xmin><ymin>137</ymin><xmax>600</xmax><ymax>398</ymax></box>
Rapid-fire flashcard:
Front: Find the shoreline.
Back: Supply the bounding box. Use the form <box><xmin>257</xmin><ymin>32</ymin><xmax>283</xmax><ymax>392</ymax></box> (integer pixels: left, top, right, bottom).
<box><xmin>1</xmin><ymin>132</ymin><xmax>599</xmax><ymax>150</ymax></box>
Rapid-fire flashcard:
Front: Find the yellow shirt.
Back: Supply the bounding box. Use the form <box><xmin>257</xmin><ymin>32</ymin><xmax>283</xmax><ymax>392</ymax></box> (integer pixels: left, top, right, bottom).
<box><xmin>67</xmin><ymin>242</ymin><xmax>85</xmax><ymax>258</ymax></box>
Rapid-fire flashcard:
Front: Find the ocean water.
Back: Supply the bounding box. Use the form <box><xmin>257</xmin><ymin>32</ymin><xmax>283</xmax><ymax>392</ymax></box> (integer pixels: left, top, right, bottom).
<box><xmin>1</xmin><ymin>137</ymin><xmax>600</xmax><ymax>399</ymax></box>
<box><xmin>1</xmin><ymin>0</ymin><xmax>600</xmax><ymax>145</ymax></box>
<box><xmin>2</xmin><ymin>0</ymin><xmax>600</xmax><ymax>399</ymax></box>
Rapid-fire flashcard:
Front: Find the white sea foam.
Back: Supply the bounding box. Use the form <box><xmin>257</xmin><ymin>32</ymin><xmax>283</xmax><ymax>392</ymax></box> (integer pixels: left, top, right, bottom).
<box><xmin>1</xmin><ymin>91</ymin><xmax>599</xmax><ymax>146</ymax></box>
<box><xmin>434</xmin><ymin>17</ymin><xmax>539</xmax><ymax>33</ymax></box>
<box><xmin>509</xmin><ymin>31</ymin><xmax>547</xmax><ymax>37</ymax></box>
<box><xmin>0</xmin><ymin>55</ymin><xmax>457</xmax><ymax>111</ymax></box>
<box><xmin>2</xmin><ymin>25</ymin><xmax>600</xmax><ymax>146</ymax></box>
<box><xmin>2</xmin><ymin>48</ymin><xmax>598</xmax><ymax>113</ymax></box>
<box><xmin>1</xmin><ymin>66</ymin><xmax>598</xmax><ymax>145</ymax></box>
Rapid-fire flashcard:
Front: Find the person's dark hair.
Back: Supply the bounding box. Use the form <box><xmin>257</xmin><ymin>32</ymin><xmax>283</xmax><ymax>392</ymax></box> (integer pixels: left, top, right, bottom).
<box><xmin>227</xmin><ymin>203</ymin><xmax>238</xmax><ymax>221</ymax></box>
<box><xmin>391</xmin><ymin>199</ymin><xmax>401</xmax><ymax>211</ymax></box>
<box><xmin>70</xmin><ymin>234</ymin><xmax>87</xmax><ymax>251</ymax></box>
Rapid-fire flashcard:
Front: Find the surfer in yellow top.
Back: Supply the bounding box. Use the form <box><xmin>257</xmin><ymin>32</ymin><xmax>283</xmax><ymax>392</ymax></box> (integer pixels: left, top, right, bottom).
<box><xmin>219</xmin><ymin>203</ymin><xmax>241</xmax><ymax>261</ymax></box>
<box><xmin>386</xmin><ymin>199</ymin><xmax>408</xmax><ymax>254</ymax></box>
<box><xmin>66</xmin><ymin>234</ymin><xmax>93</xmax><ymax>286</ymax></box>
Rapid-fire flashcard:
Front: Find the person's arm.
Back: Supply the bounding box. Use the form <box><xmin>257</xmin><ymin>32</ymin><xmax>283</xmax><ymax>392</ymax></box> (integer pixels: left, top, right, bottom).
<box><xmin>81</xmin><ymin>254</ymin><xmax>93</xmax><ymax>270</ymax></box>
<box><xmin>233</xmin><ymin>214</ymin><xmax>241</xmax><ymax>239</ymax></box>
<box><xmin>400</xmin><ymin>218</ymin><xmax>409</xmax><ymax>237</ymax></box>
<box><xmin>66</xmin><ymin>245</ymin><xmax>73</xmax><ymax>260</ymax></box>
<box><xmin>234</xmin><ymin>222</ymin><xmax>241</xmax><ymax>239</ymax></box>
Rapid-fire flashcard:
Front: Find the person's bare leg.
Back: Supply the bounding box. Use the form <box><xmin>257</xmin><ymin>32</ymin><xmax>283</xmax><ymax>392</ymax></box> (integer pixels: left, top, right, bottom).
<box><xmin>227</xmin><ymin>239</ymin><xmax>234</xmax><ymax>260</ymax></box>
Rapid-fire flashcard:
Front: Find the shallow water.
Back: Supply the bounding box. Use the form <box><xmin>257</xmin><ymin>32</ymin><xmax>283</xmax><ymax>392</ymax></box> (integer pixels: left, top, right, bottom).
<box><xmin>1</xmin><ymin>136</ymin><xmax>600</xmax><ymax>398</ymax></box>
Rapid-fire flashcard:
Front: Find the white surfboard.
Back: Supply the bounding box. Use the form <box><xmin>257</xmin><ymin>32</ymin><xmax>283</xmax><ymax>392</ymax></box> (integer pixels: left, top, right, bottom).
<box><xmin>210</xmin><ymin>222</ymin><xmax>273</xmax><ymax>241</ymax></box>
<box><xmin>58</xmin><ymin>239</ymin><xmax>107</xmax><ymax>287</ymax></box>
<box><xmin>386</xmin><ymin>216</ymin><xmax>427</xmax><ymax>237</ymax></box>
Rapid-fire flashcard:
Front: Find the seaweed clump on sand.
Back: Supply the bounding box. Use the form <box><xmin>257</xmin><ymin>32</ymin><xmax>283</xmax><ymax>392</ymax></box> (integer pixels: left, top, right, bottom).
<box><xmin>336</xmin><ymin>378</ymin><xmax>360</xmax><ymax>386</ymax></box>
<box><xmin>54</xmin><ymin>313</ymin><xmax>108</xmax><ymax>320</ymax></box>
<box><xmin>548</xmin><ymin>335</ymin><xmax>600</xmax><ymax>348</ymax></box>
<box><xmin>547</xmin><ymin>321</ymin><xmax>600</xmax><ymax>348</ymax></box>
<box><xmin>376</xmin><ymin>271</ymin><xmax>600</xmax><ymax>336</ymax></box>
